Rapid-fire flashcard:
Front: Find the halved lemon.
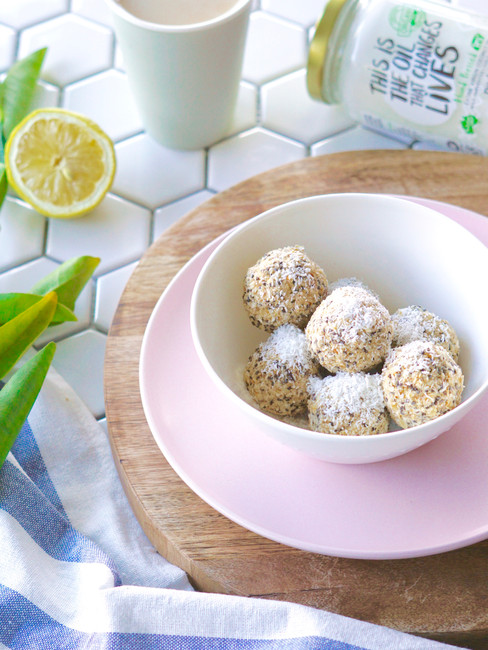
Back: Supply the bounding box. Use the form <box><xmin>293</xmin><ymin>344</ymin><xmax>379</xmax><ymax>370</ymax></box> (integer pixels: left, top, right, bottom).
<box><xmin>5</xmin><ymin>108</ymin><xmax>116</xmax><ymax>219</ymax></box>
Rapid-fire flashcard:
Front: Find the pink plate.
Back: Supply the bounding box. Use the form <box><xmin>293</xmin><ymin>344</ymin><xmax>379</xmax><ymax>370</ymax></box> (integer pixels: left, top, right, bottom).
<box><xmin>139</xmin><ymin>198</ymin><xmax>488</xmax><ymax>560</ymax></box>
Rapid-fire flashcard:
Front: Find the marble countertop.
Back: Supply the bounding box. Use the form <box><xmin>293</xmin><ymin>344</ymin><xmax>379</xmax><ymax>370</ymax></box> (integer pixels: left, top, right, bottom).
<box><xmin>0</xmin><ymin>0</ymin><xmax>460</xmax><ymax>429</ymax></box>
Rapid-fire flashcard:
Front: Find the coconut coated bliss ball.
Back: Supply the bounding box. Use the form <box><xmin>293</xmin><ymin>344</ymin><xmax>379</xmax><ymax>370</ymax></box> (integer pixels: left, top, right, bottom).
<box><xmin>381</xmin><ymin>340</ymin><xmax>464</xmax><ymax>429</ymax></box>
<box><xmin>244</xmin><ymin>324</ymin><xmax>321</xmax><ymax>418</ymax></box>
<box><xmin>328</xmin><ymin>276</ymin><xmax>377</xmax><ymax>297</ymax></box>
<box><xmin>305</xmin><ymin>286</ymin><xmax>393</xmax><ymax>373</ymax></box>
<box><xmin>391</xmin><ymin>305</ymin><xmax>460</xmax><ymax>361</ymax></box>
<box><xmin>243</xmin><ymin>246</ymin><xmax>328</xmax><ymax>331</ymax></box>
<box><xmin>308</xmin><ymin>373</ymin><xmax>389</xmax><ymax>436</ymax></box>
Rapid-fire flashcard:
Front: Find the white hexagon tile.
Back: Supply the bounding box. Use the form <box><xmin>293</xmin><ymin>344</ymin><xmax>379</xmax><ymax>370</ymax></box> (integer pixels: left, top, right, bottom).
<box><xmin>261</xmin><ymin>69</ymin><xmax>356</xmax><ymax>146</ymax></box>
<box><xmin>0</xmin><ymin>24</ymin><xmax>16</xmax><ymax>70</ymax></box>
<box><xmin>0</xmin><ymin>1</ymin><xmax>441</xmax><ymax>423</ymax></box>
<box><xmin>0</xmin><ymin>199</ymin><xmax>46</xmax><ymax>272</ymax></box>
<box><xmin>242</xmin><ymin>11</ymin><xmax>307</xmax><ymax>84</ymax></box>
<box><xmin>18</xmin><ymin>15</ymin><xmax>113</xmax><ymax>86</ymax></box>
<box><xmin>71</xmin><ymin>0</ymin><xmax>114</xmax><ymax>28</ymax></box>
<box><xmin>94</xmin><ymin>262</ymin><xmax>138</xmax><ymax>333</ymax></box>
<box><xmin>0</xmin><ymin>0</ymin><xmax>69</xmax><ymax>30</ymax></box>
<box><xmin>113</xmin><ymin>135</ymin><xmax>206</xmax><ymax>208</ymax></box>
<box><xmin>63</xmin><ymin>70</ymin><xmax>143</xmax><ymax>143</ymax></box>
<box><xmin>261</xmin><ymin>0</ymin><xmax>326</xmax><ymax>27</ymax></box>
<box><xmin>208</xmin><ymin>128</ymin><xmax>306</xmax><ymax>191</ymax></box>
<box><xmin>46</xmin><ymin>195</ymin><xmax>151</xmax><ymax>274</ymax></box>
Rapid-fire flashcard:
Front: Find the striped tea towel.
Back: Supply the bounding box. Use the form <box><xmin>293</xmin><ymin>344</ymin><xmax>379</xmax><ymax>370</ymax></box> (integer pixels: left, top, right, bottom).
<box><xmin>0</xmin><ymin>368</ymin><xmax>464</xmax><ymax>649</ymax></box>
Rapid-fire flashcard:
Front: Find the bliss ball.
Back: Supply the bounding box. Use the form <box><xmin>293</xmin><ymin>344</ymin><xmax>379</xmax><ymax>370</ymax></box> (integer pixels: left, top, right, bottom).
<box><xmin>244</xmin><ymin>324</ymin><xmax>321</xmax><ymax>417</ymax></box>
<box><xmin>308</xmin><ymin>372</ymin><xmax>389</xmax><ymax>436</ymax></box>
<box><xmin>392</xmin><ymin>305</ymin><xmax>460</xmax><ymax>361</ymax></box>
<box><xmin>305</xmin><ymin>286</ymin><xmax>393</xmax><ymax>373</ymax></box>
<box><xmin>243</xmin><ymin>245</ymin><xmax>328</xmax><ymax>331</ymax></box>
<box><xmin>381</xmin><ymin>340</ymin><xmax>464</xmax><ymax>429</ymax></box>
<box><xmin>328</xmin><ymin>276</ymin><xmax>377</xmax><ymax>298</ymax></box>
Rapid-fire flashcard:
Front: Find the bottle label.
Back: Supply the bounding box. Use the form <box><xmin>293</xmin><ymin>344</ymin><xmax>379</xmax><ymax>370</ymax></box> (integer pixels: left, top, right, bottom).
<box><xmin>347</xmin><ymin>1</ymin><xmax>488</xmax><ymax>153</ymax></box>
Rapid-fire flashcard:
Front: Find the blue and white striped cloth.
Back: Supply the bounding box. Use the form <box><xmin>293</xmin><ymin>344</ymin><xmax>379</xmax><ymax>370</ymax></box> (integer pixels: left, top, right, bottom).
<box><xmin>0</xmin><ymin>368</ymin><xmax>463</xmax><ymax>649</ymax></box>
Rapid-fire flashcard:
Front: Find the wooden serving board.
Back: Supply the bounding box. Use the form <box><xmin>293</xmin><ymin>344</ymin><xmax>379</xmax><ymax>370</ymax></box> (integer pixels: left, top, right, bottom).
<box><xmin>104</xmin><ymin>150</ymin><xmax>488</xmax><ymax>649</ymax></box>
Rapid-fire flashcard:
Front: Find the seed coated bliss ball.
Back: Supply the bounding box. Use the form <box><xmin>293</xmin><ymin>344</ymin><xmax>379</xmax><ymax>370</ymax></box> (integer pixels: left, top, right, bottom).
<box><xmin>244</xmin><ymin>324</ymin><xmax>321</xmax><ymax>418</ymax></box>
<box><xmin>305</xmin><ymin>286</ymin><xmax>393</xmax><ymax>373</ymax></box>
<box><xmin>308</xmin><ymin>373</ymin><xmax>389</xmax><ymax>436</ymax></box>
<box><xmin>391</xmin><ymin>305</ymin><xmax>460</xmax><ymax>361</ymax></box>
<box><xmin>328</xmin><ymin>276</ymin><xmax>377</xmax><ymax>298</ymax></box>
<box><xmin>381</xmin><ymin>340</ymin><xmax>464</xmax><ymax>429</ymax></box>
<box><xmin>243</xmin><ymin>245</ymin><xmax>328</xmax><ymax>331</ymax></box>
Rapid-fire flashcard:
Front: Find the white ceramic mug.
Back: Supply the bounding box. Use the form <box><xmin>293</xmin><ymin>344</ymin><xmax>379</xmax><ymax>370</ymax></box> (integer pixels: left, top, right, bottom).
<box><xmin>105</xmin><ymin>0</ymin><xmax>252</xmax><ymax>150</ymax></box>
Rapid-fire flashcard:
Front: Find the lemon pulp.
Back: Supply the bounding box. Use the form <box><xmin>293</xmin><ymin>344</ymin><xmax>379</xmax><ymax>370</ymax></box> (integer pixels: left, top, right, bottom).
<box><xmin>5</xmin><ymin>109</ymin><xmax>115</xmax><ymax>219</ymax></box>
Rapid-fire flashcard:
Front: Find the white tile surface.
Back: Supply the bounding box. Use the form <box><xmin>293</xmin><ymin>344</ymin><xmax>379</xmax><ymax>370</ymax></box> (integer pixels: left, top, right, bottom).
<box><xmin>242</xmin><ymin>11</ymin><xmax>307</xmax><ymax>85</ymax></box>
<box><xmin>31</xmin><ymin>80</ymin><xmax>61</xmax><ymax>111</ymax></box>
<box><xmin>208</xmin><ymin>128</ymin><xmax>306</xmax><ymax>192</ymax></box>
<box><xmin>113</xmin><ymin>134</ymin><xmax>206</xmax><ymax>209</ymax></box>
<box><xmin>228</xmin><ymin>81</ymin><xmax>258</xmax><ymax>139</ymax></box>
<box><xmin>0</xmin><ymin>0</ymin><xmax>68</xmax><ymax>29</ymax></box>
<box><xmin>0</xmin><ymin>2</ymin><xmax>422</xmax><ymax>420</ymax></box>
<box><xmin>311</xmin><ymin>127</ymin><xmax>409</xmax><ymax>156</ymax></box>
<box><xmin>261</xmin><ymin>68</ymin><xmax>356</xmax><ymax>145</ymax></box>
<box><xmin>71</xmin><ymin>0</ymin><xmax>114</xmax><ymax>28</ymax></box>
<box><xmin>94</xmin><ymin>261</ymin><xmax>137</xmax><ymax>332</ymax></box>
<box><xmin>153</xmin><ymin>191</ymin><xmax>215</xmax><ymax>241</ymax></box>
<box><xmin>261</xmin><ymin>0</ymin><xmax>325</xmax><ymax>26</ymax></box>
<box><xmin>0</xmin><ymin>199</ymin><xmax>46</xmax><ymax>272</ymax></box>
<box><xmin>46</xmin><ymin>194</ymin><xmax>151</xmax><ymax>275</ymax></box>
<box><xmin>51</xmin><ymin>329</ymin><xmax>107</xmax><ymax>418</ymax></box>
<box><xmin>63</xmin><ymin>69</ymin><xmax>143</xmax><ymax>143</ymax></box>
<box><xmin>0</xmin><ymin>258</ymin><xmax>58</xmax><ymax>293</ymax></box>
<box><xmin>18</xmin><ymin>14</ymin><xmax>113</xmax><ymax>86</ymax></box>
<box><xmin>0</xmin><ymin>24</ymin><xmax>16</xmax><ymax>71</ymax></box>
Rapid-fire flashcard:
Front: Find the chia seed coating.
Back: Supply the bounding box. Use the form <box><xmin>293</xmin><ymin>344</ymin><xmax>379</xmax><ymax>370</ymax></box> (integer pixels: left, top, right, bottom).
<box><xmin>305</xmin><ymin>286</ymin><xmax>393</xmax><ymax>373</ymax></box>
<box><xmin>328</xmin><ymin>276</ymin><xmax>377</xmax><ymax>298</ymax></box>
<box><xmin>381</xmin><ymin>340</ymin><xmax>464</xmax><ymax>429</ymax></box>
<box><xmin>243</xmin><ymin>245</ymin><xmax>328</xmax><ymax>331</ymax></box>
<box><xmin>308</xmin><ymin>372</ymin><xmax>389</xmax><ymax>436</ymax></box>
<box><xmin>244</xmin><ymin>324</ymin><xmax>321</xmax><ymax>417</ymax></box>
<box><xmin>392</xmin><ymin>305</ymin><xmax>460</xmax><ymax>361</ymax></box>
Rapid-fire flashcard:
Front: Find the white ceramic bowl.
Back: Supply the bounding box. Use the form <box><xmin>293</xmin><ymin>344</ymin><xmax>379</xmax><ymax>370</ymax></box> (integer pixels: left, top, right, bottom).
<box><xmin>190</xmin><ymin>193</ymin><xmax>488</xmax><ymax>464</ymax></box>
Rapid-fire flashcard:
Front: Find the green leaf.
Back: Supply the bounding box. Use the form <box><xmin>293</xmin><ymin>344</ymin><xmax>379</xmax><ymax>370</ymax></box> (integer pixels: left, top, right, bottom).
<box><xmin>0</xmin><ymin>125</ymin><xmax>5</xmax><ymax>163</ymax></box>
<box><xmin>0</xmin><ymin>342</ymin><xmax>55</xmax><ymax>468</ymax></box>
<box><xmin>0</xmin><ymin>291</ymin><xmax>57</xmax><ymax>380</ymax></box>
<box><xmin>1</xmin><ymin>48</ymin><xmax>47</xmax><ymax>140</ymax></box>
<box><xmin>0</xmin><ymin>293</ymin><xmax>76</xmax><ymax>326</ymax></box>
<box><xmin>0</xmin><ymin>165</ymin><xmax>7</xmax><ymax>210</ymax></box>
<box><xmin>30</xmin><ymin>256</ymin><xmax>100</xmax><ymax>311</ymax></box>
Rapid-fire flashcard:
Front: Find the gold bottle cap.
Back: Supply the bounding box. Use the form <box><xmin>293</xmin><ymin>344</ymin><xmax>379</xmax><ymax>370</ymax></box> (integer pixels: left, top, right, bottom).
<box><xmin>307</xmin><ymin>0</ymin><xmax>350</xmax><ymax>102</ymax></box>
